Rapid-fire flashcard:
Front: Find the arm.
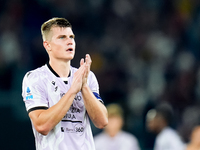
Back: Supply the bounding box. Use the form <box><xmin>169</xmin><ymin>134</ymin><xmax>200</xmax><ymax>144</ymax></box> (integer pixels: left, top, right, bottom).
<box><xmin>29</xmin><ymin>63</ymin><xmax>86</xmax><ymax>135</ymax></box>
<box><xmin>81</xmin><ymin>54</ymin><xmax>108</xmax><ymax>129</ymax></box>
<box><xmin>82</xmin><ymin>84</ymin><xmax>108</xmax><ymax>129</ymax></box>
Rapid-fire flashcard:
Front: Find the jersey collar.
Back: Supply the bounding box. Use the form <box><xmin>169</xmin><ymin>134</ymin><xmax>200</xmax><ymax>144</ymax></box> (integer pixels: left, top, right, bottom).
<box><xmin>47</xmin><ymin>62</ymin><xmax>71</xmax><ymax>78</ymax></box>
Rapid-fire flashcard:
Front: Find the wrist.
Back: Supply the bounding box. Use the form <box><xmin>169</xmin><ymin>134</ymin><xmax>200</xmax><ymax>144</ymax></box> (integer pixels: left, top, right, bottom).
<box><xmin>82</xmin><ymin>83</ymin><xmax>89</xmax><ymax>90</ymax></box>
<box><xmin>68</xmin><ymin>87</ymin><xmax>79</xmax><ymax>95</ymax></box>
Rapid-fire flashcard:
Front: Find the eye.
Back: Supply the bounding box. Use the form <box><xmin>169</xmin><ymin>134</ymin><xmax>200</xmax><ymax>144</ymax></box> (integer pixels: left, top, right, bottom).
<box><xmin>59</xmin><ymin>36</ymin><xmax>65</xmax><ymax>39</ymax></box>
<box><xmin>70</xmin><ymin>35</ymin><xmax>75</xmax><ymax>39</ymax></box>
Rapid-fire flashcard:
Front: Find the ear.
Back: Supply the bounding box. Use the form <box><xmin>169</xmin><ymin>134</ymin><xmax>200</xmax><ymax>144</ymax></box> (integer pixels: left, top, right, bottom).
<box><xmin>43</xmin><ymin>41</ymin><xmax>51</xmax><ymax>52</ymax></box>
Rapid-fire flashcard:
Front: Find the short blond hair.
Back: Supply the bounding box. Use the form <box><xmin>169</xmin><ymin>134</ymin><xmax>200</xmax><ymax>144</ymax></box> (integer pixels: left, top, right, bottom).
<box><xmin>41</xmin><ymin>17</ymin><xmax>72</xmax><ymax>41</ymax></box>
<box><xmin>106</xmin><ymin>103</ymin><xmax>124</xmax><ymax>118</ymax></box>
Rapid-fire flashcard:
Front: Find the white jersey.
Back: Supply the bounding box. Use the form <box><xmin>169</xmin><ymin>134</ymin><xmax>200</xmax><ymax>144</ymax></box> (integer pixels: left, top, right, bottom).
<box><xmin>154</xmin><ymin>127</ymin><xmax>186</xmax><ymax>150</ymax></box>
<box><xmin>94</xmin><ymin>131</ymin><xmax>140</xmax><ymax>150</ymax></box>
<box><xmin>22</xmin><ymin>63</ymin><xmax>103</xmax><ymax>150</ymax></box>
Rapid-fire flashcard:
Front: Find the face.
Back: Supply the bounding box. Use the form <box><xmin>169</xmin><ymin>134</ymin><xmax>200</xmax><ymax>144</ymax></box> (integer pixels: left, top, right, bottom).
<box><xmin>146</xmin><ymin>117</ymin><xmax>158</xmax><ymax>132</ymax></box>
<box><xmin>146</xmin><ymin>116</ymin><xmax>163</xmax><ymax>133</ymax></box>
<box><xmin>105</xmin><ymin>116</ymin><xmax>123</xmax><ymax>137</ymax></box>
<box><xmin>191</xmin><ymin>126</ymin><xmax>200</xmax><ymax>144</ymax></box>
<box><xmin>44</xmin><ymin>26</ymin><xmax>76</xmax><ymax>61</ymax></box>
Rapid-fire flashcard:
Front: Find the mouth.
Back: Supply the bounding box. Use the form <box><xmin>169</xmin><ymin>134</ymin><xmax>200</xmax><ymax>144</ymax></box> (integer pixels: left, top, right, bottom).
<box><xmin>66</xmin><ymin>48</ymin><xmax>73</xmax><ymax>52</ymax></box>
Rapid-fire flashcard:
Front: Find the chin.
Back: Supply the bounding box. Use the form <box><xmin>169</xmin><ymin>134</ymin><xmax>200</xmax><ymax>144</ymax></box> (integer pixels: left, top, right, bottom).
<box><xmin>64</xmin><ymin>53</ymin><xmax>75</xmax><ymax>60</ymax></box>
<box><xmin>66</xmin><ymin>55</ymin><xmax>74</xmax><ymax>60</ymax></box>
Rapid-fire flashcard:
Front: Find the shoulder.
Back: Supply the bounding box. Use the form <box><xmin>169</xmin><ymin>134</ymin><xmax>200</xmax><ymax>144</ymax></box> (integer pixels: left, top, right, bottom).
<box><xmin>162</xmin><ymin>127</ymin><xmax>179</xmax><ymax>136</ymax></box>
<box><xmin>158</xmin><ymin>127</ymin><xmax>182</xmax><ymax>141</ymax></box>
<box><xmin>89</xmin><ymin>70</ymin><xmax>96</xmax><ymax>77</ymax></box>
<box><xmin>23</xmin><ymin>65</ymin><xmax>47</xmax><ymax>84</ymax></box>
<box><xmin>156</xmin><ymin>128</ymin><xmax>185</xmax><ymax>149</ymax></box>
<box><xmin>70</xmin><ymin>66</ymin><xmax>78</xmax><ymax>73</ymax></box>
<box><xmin>88</xmin><ymin>70</ymin><xmax>97</xmax><ymax>82</ymax></box>
<box><xmin>94</xmin><ymin>132</ymin><xmax>107</xmax><ymax>140</ymax></box>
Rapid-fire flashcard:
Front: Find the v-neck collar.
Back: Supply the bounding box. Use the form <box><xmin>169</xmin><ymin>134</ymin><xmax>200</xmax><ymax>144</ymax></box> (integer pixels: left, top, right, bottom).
<box><xmin>47</xmin><ymin>62</ymin><xmax>71</xmax><ymax>78</ymax></box>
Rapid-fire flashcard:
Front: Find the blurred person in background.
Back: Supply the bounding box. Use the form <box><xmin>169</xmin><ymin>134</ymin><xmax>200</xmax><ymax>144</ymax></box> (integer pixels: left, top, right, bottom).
<box><xmin>94</xmin><ymin>103</ymin><xmax>140</xmax><ymax>150</ymax></box>
<box><xmin>146</xmin><ymin>103</ymin><xmax>186</xmax><ymax>150</ymax></box>
<box><xmin>186</xmin><ymin>125</ymin><xmax>200</xmax><ymax>150</ymax></box>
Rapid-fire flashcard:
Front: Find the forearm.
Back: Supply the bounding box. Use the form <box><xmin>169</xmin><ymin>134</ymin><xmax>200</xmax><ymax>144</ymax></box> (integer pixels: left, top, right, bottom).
<box><xmin>29</xmin><ymin>88</ymin><xmax>76</xmax><ymax>135</ymax></box>
<box><xmin>81</xmin><ymin>84</ymin><xmax>108</xmax><ymax>129</ymax></box>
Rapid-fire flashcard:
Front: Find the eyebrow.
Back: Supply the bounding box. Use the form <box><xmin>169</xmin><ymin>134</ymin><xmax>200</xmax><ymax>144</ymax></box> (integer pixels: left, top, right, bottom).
<box><xmin>57</xmin><ymin>34</ymin><xmax>75</xmax><ymax>38</ymax></box>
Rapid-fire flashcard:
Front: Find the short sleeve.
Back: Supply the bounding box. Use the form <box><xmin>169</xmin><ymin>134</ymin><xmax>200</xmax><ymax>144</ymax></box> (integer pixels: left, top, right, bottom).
<box><xmin>22</xmin><ymin>71</ymin><xmax>49</xmax><ymax>113</ymax></box>
<box><xmin>88</xmin><ymin>71</ymin><xmax>103</xmax><ymax>103</ymax></box>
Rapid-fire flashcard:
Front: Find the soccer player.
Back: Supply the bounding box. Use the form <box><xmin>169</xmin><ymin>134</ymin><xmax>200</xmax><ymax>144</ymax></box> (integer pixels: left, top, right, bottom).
<box><xmin>22</xmin><ymin>17</ymin><xmax>108</xmax><ymax>150</ymax></box>
<box><xmin>94</xmin><ymin>103</ymin><xmax>140</xmax><ymax>150</ymax></box>
<box><xmin>146</xmin><ymin>103</ymin><xmax>186</xmax><ymax>150</ymax></box>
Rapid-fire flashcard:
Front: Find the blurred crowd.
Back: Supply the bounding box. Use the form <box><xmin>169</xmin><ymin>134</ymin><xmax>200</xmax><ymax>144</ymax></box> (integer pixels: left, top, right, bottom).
<box><xmin>1</xmin><ymin>0</ymin><xmax>200</xmax><ymax>149</ymax></box>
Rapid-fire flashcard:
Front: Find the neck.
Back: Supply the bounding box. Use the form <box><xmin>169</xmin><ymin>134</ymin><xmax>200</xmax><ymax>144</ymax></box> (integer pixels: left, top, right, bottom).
<box><xmin>157</xmin><ymin>125</ymin><xmax>167</xmax><ymax>134</ymax></box>
<box><xmin>49</xmin><ymin>58</ymin><xmax>71</xmax><ymax>78</ymax></box>
<box><xmin>106</xmin><ymin>128</ymin><xmax>121</xmax><ymax>138</ymax></box>
<box><xmin>107</xmin><ymin>131</ymin><xmax>118</xmax><ymax>137</ymax></box>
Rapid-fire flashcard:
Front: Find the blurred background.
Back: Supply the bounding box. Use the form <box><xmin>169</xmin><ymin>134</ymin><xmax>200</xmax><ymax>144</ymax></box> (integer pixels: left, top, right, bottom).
<box><xmin>1</xmin><ymin>0</ymin><xmax>200</xmax><ymax>149</ymax></box>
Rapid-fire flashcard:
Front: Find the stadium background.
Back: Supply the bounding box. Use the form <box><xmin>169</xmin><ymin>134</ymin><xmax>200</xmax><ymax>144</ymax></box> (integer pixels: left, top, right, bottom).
<box><xmin>0</xmin><ymin>0</ymin><xmax>200</xmax><ymax>149</ymax></box>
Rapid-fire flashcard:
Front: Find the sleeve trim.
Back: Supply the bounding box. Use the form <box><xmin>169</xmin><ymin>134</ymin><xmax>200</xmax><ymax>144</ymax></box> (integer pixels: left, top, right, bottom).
<box><xmin>99</xmin><ymin>99</ymin><xmax>104</xmax><ymax>104</ymax></box>
<box><xmin>28</xmin><ymin>106</ymin><xmax>48</xmax><ymax>114</ymax></box>
<box><xmin>93</xmin><ymin>92</ymin><xmax>104</xmax><ymax>104</ymax></box>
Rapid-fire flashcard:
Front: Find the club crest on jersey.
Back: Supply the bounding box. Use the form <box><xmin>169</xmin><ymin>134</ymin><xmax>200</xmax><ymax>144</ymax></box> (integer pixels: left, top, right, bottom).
<box><xmin>26</xmin><ymin>87</ymin><xmax>33</xmax><ymax>100</ymax></box>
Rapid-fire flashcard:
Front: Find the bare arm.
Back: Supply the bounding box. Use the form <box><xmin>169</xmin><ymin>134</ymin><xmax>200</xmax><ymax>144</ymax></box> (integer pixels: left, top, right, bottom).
<box><xmin>29</xmin><ymin>63</ymin><xmax>85</xmax><ymax>135</ymax></box>
<box><xmin>81</xmin><ymin>54</ymin><xmax>108</xmax><ymax>128</ymax></box>
<box><xmin>82</xmin><ymin>85</ymin><xmax>108</xmax><ymax>128</ymax></box>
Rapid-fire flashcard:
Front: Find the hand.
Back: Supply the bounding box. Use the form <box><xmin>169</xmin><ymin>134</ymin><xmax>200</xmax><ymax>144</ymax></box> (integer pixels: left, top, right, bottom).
<box><xmin>80</xmin><ymin>54</ymin><xmax>92</xmax><ymax>87</ymax></box>
<box><xmin>70</xmin><ymin>61</ymin><xmax>86</xmax><ymax>94</ymax></box>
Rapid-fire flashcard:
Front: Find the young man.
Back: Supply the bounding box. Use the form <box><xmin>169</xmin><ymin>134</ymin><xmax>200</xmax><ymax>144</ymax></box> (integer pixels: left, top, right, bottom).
<box><xmin>94</xmin><ymin>103</ymin><xmax>140</xmax><ymax>150</ymax></box>
<box><xmin>146</xmin><ymin>103</ymin><xmax>185</xmax><ymax>150</ymax></box>
<box><xmin>22</xmin><ymin>17</ymin><xmax>108</xmax><ymax>150</ymax></box>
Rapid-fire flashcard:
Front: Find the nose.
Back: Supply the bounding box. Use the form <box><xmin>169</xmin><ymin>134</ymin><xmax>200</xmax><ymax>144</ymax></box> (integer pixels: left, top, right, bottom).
<box><xmin>67</xmin><ymin>38</ymin><xmax>73</xmax><ymax>45</ymax></box>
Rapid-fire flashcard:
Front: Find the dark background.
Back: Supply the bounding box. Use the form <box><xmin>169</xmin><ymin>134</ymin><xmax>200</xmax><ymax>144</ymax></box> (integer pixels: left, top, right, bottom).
<box><xmin>1</xmin><ymin>0</ymin><xmax>200</xmax><ymax>149</ymax></box>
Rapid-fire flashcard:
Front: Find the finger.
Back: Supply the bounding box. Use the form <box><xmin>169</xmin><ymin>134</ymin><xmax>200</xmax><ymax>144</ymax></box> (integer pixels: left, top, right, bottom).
<box><xmin>76</xmin><ymin>63</ymin><xmax>85</xmax><ymax>76</ymax></box>
<box><xmin>79</xmin><ymin>63</ymin><xmax>86</xmax><ymax>74</ymax></box>
<box><xmin>80</xmin><ymin>58</ymin><xmax>85</xmax><ymax>66</ymax></box>
<box><xmin>74</xmin><ymin>67</ymin><xmax>85</xmax><ymax>84</ymax></box>
<box><xmin>85</xmin><ymin>54</ymin><xmax>92</xmax><ymax>65</ymax></box>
